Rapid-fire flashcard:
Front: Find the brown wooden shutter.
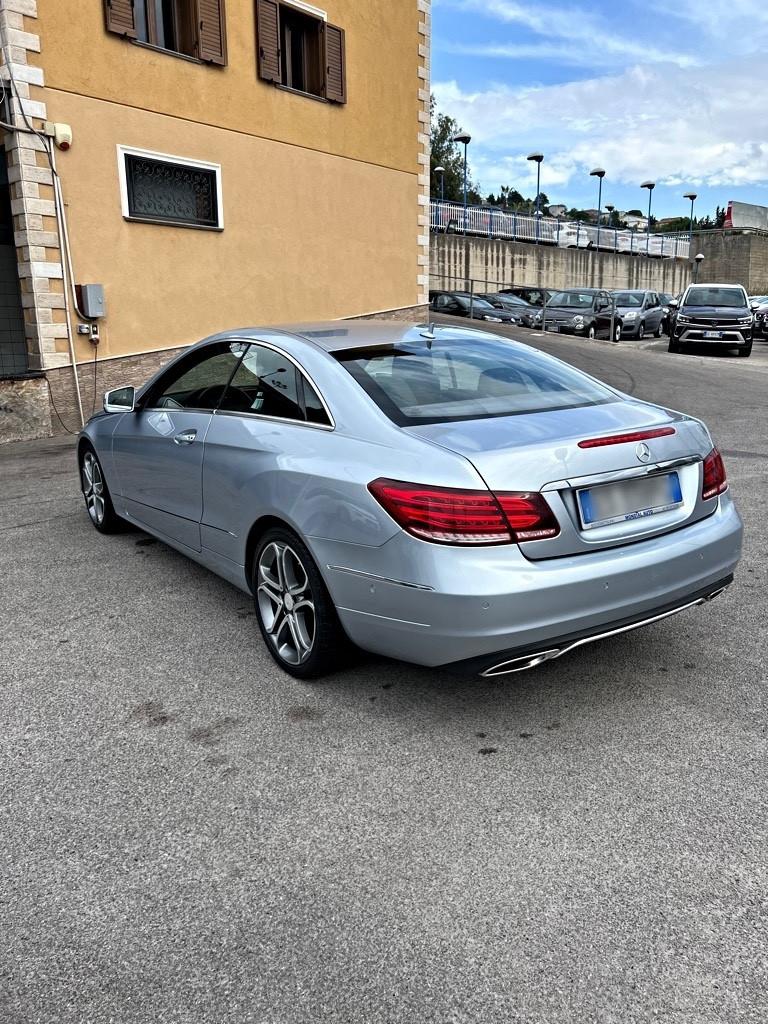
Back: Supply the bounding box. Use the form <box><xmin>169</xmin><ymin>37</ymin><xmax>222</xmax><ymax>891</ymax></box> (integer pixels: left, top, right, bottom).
<box><xmin>256</xmin><ymin>0</ymin><xmax>281</xmax><ymax>83</ymax></box>
<box><xmin>324</xmin><ymin>23</ymin><xmax>346</xmax><ymax>103</ymax></box>
<box><xmin>195</xmin><ymin>0</ymin><xmax>228</xmax><ymax>65</ymax></box>
<box><xmin>104</xmin><ymin>0</ymin><xmax>137</xmax><ymax>38</ymax></box>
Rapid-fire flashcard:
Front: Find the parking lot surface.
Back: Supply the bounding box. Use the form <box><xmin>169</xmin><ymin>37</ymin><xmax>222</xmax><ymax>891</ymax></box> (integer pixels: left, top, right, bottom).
<box><xmin>2</xmin><ymin>331</ymin><xmax>767</xmax><ymax>1023</ymax></box>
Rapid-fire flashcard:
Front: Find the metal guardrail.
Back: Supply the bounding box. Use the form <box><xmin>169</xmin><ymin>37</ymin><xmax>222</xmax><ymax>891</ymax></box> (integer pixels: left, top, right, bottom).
<box><xmin>430</xmin><ymin>200</ymin><xmax>691</xmax><ymax>260</ymax></box>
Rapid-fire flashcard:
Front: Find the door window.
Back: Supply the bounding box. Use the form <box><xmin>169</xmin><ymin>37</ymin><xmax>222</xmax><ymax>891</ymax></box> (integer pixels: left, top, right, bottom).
<box><xmin>219</xmin><ymin>344</ymin><xmax>304</xmax><ymax>421</ymax></box>
<box><xmin>146</xmin><ymin>342</ymin><xmax>246</xmax><ymax>411</ymax></box>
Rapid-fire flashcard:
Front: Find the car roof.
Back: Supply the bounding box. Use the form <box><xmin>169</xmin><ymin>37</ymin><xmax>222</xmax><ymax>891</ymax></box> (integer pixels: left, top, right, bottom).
<box><xmin>685</xmin><ymin>282</ymin><xmax>747</xmax><ymax>289</ymax></box>
<box><xmin>264</xmin><ymin>320</ymin><xmax>444</xmax><ymax>353</ymax></box>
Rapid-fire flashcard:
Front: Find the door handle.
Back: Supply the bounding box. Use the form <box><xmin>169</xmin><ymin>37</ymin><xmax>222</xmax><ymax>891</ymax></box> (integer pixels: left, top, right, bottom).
<box><xmin>173</xmin><ymin>430</ymin><xmax>197</xmax><ymax>446</ymax></box>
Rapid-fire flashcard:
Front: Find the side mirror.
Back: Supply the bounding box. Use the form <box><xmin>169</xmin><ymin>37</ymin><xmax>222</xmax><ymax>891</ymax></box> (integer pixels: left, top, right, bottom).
<box><xmin>668</xmin><ymin>299</ymin><xmax>679</xmax><ymax>309</ymax></box>
<box><xmin>104</xmin><ymin>385</ymin><xmax>136</xmax><ymax>413</ymax></box>
<box><xmin>750</xmin><ymin>302</ymin><xmax>759</xmax><ymax>311</ymax></box>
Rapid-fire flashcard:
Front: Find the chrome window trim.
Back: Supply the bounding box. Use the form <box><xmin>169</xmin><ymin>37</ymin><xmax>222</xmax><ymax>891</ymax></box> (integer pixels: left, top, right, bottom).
<box><xmin>140</xmin><ymin>337</ymin><xmax>336</xmax><ymax>430</ymax></box>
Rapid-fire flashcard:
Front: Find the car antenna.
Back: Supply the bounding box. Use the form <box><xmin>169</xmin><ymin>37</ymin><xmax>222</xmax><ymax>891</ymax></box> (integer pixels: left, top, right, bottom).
<box><xmin>420</xmin><ymin>322</ymin><xmax>437</xmax><ymax>348</ymax></box>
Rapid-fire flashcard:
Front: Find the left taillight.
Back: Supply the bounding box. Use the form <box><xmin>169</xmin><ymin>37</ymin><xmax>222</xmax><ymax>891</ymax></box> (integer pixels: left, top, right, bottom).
<box><xmin>702</xmin><ymin>447</ymin><xmax>728</xmax><ymax>500</ymax></box>
<box><xmin>367</xmin><ymin>478</ymin><xmax>560</xmax><ymax>546</ymax></box>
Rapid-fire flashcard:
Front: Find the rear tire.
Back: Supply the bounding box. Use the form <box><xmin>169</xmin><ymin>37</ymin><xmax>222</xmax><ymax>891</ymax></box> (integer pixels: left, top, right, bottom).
<box><xmin>252</xmin><ymin>527</ymin><xmax>348</xmax><ymax>679</ymax></box>
<box><xmin>613</xmin><ymin>322</ymin><xmax>622</xmax><ymax>343</ymax></box>
<box><xmin>637</xmin><ymin>321</ymin><xmax>645</xmax><ymax>340</ymax></box>
<box><xmin>79</xmin><ymin>444</ymin><xmax>127</xmax><ymax>534</ymax></box>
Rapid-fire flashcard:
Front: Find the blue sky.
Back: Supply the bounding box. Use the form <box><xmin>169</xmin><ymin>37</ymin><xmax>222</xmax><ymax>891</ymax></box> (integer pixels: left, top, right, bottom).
<box><xmin>431</xmin><ymin>0</ymin><xmax>768</xmax><ymax>219</ymax></box>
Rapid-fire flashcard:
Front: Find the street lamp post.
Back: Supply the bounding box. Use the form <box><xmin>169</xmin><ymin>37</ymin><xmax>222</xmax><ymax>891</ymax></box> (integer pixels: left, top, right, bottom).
<box><xmin>590</xmin><ymin>168</ymin><xmax>606</xmax><ymax>250</ymax></box>
<box><xmin>641</xmin><ymin>180</ymin><xmax>656</xmax><ymax>255</ymax></box>
<box><xmin>605</xmin><ymin>203</ymin><xmax>615</xmax><ymax>250</ymax></box>
<box><xmin>683</xmin><ymin>191</ymin><xmax>697</xmax><ymax>247</ymax></box>
<box><xmin>434</xmin><ymin>165</ymin><xmax>445</xmax><ymax>203</ymax></box>
<box><xmin>527</xmin><ymin>152</ymin><xmax>544</xmax><ymax>243</ymax></box>
<box><xmin>452</xmin><ymin>133</ymin><xmax>471</xmax><ymax>233</ymax></box>
<box><xmin>693</xmin><ymin>252</ymin><xmax>705</xmax><ymax>282</ymax></box>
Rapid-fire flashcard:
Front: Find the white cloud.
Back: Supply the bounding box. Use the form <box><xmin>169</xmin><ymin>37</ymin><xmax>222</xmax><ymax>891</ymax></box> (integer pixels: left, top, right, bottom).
<box><xmin>433</xmin><ymin>57</ymin><xmax>768</xmax><ymax>195</ymax></box>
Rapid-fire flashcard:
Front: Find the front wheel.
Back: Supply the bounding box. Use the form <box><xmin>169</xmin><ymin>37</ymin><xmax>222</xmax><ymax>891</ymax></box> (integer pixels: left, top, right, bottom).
<box><xmin>587</xmin><ymin>325</ymin><xmax>596</xmax><ymax>340</ymax></box>
<box><xmin>252</xmin><ymin>528</ymin><xmax>348</xmax><ymax>679</ymax></box>
<box><xmin>738</xmin><ymin>342</ymin><xmax>753</xmax><ymax>357</ymax></box>
<box><xmin>79</xmin><ymin>446</ymin><xmax>126</xmax><ymax>534</ymax></box>
<box><xmin>637</xmin><ymin>321</ymin><xmax>645</xmax><ymax>340</ymax></box>
<box><xmin>655</xmin><ymin>322</ymin><xmax>663</xmax><ymax>337</ymax></box>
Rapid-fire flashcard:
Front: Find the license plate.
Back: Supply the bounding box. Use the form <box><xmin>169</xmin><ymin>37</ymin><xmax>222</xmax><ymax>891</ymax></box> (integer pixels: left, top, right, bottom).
<box><xmin>703</xmin><ymin>330</ymin><xmax>724</xmax><ymax>339</ymax></box>
<box><xmin>578</xmin><ymin>472</ymin><xmax>682</xmax><ymax>530</ymax></box>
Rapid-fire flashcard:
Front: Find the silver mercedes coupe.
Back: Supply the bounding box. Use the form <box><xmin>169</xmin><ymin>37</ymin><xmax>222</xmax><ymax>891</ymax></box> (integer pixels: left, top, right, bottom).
<box><xmin>78</xmin><ymin>322</ymin><xmax>742</xmax><ymax>678</ymax></box>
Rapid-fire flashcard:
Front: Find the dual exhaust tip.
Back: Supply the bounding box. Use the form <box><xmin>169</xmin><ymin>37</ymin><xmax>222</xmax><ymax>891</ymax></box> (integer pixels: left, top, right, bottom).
<box><xmin>480</xmin><ymin>584</ymin><xmax>728</xmax><ymax>677</ymax></box>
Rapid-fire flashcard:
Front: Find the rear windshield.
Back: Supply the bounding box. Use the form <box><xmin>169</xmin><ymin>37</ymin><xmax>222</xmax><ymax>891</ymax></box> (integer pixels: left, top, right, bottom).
<box><xmin>336</xmin><ymin>336</ymin><xmax>614</xmax><ymax>426</ymax></box>
<box><xmin>684</xmin><ymin>287</ymin><xmax>746</xmax><ymax>307</ymax></box>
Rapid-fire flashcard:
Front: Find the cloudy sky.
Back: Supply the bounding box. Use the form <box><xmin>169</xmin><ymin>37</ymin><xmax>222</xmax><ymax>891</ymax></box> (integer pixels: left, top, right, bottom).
<box><xmin>431</xmin><ymin>0</ymin><xmax>768</xmax><ymax>218</ymax></box>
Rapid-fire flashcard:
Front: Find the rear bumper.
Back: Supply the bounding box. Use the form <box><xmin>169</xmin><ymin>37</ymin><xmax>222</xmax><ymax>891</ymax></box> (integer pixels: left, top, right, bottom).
<box><xmin>313</xmin><ymin>494</ymin><xmax>743</xmax><ymax>670</ymax></box>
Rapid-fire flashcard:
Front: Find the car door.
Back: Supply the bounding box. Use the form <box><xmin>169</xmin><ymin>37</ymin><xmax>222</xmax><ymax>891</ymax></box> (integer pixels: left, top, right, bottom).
<box><xmin>645</xmin><ymin>292</ymin><xmax>662</xmax><ymax>331</ymax></box>
<box><xmin>201</xmin><ymin>341</ymin><xmax>334</xmax><ymax>564</ymax></box>
<box><xmin>594</xmin><ymin>293</ymin><xmax>612</xmax><ymax>334</ymax></box>
<box><xmin>111</xmin><ymin>341</ymin><xmax>246</xmax><ymax>551</ymax></box>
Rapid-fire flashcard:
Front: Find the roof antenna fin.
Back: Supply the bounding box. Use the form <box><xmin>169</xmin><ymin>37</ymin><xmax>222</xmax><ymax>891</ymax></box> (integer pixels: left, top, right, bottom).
<box><xmin>420</xmin><ymin>322</ymin><xmax>436</xmax><ymax>348</ymax></box>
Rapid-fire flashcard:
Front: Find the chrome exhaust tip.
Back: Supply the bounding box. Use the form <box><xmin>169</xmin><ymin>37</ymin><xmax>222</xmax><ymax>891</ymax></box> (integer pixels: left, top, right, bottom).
<box><xmin>481</xmin><ymin>649</ymin><xmax>561</xmax><ymax>677</ymax></box>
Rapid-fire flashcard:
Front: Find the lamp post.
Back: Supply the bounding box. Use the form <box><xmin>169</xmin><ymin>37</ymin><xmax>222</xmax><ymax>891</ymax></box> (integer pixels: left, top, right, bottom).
<box><xmin>605</xmin><ymin>203</ymin><xmax>616</xmax><ymax>250</ymax></box>
<box><xmin>693</xmin><ymin>252</ymin><xmax>705</xmax><ymax>282</ymax></box>
<box><xmin>641</xmin><ymin>180</ymin><xmax>655</xmax><ymax>255</ymax></box>
<box><xmin>434</xmin><ymin>165</ymin><xmax>445</xmax><ymax>203</ymax></box>
<box><xmin>527</xmin><ymin>152</ymin><xmax>544</xmax><ymax>243</ymax></box>
<box><xmin>590</xmin><ymin>167</ymin><xmax>606</xmax><ymax>250</ymax></box>
<box><xmin>683</xmin><ymin>191</ymin><xmax>697</xmax><ymax>247</ymax></box>
<box><xmin>452</xmin><ymin>132</ymin><xmax>471</xmax><ymax>233</ymax></box>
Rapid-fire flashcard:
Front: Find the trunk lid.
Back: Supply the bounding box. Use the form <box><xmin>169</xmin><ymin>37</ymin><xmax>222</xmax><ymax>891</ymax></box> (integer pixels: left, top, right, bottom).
<box><xmin>406</xmin><ymin>401</ymin><xmax>714</xmax><ymax>558</ymax></box>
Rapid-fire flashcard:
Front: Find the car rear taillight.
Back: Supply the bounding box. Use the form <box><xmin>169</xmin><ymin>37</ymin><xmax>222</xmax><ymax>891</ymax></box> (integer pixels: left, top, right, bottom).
<box><xmin>367</xmin><ymin>478</ymin><xmax>560</xmax><ymax>546</ymax></box>
<box><xmin>578</xmin><ymin>426</ymin><xmax>676</xmax><ymax>448</ymax></box>
<box><xmin>702</xmin><ymin>448</ymin><xmax>727</xmax><ymax>500</ymax></box>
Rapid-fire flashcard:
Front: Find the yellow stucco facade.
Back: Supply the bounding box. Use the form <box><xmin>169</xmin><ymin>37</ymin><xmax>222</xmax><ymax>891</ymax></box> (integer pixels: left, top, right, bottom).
<box><xmin>26</xmin><ymin>0</ymin><xmax>430</xmax><ymax>365</ymax></box>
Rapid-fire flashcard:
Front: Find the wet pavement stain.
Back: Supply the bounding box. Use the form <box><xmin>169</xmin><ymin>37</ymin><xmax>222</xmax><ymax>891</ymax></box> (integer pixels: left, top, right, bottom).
<box><xmin>478</xmin><ymin>747</ymin><xmax>498</xmax><ymax>755</ymax></box>
<box><xmin>135</xmin><ymin>537</ymin><xmax>157</xmax><ymax>547</ymax></box>
<box><xmin>128</xmin><ymin>700</ymin><xmax>177</xmax><ymax>727</ymax></box>
<box><xmin>188</xmin><ymin>716</ymin><xmax>240</xmax><ymax>746</ymax></box>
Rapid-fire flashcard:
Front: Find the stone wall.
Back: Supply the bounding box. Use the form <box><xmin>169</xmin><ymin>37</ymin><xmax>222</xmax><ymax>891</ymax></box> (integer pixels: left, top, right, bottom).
<box><xmin>431</xmin><ymin>233</ymin><xmax>693</xmax><ymax>294</ymax></box>
<box><xmin>0</xmin><ymin>373</ymin><xmax>50</xmax><ymax>442</ymax></box>
<box><xmin>692</xmin><ymin>231</ymin><xmax>768</xmax><ymax>292</ymax></box>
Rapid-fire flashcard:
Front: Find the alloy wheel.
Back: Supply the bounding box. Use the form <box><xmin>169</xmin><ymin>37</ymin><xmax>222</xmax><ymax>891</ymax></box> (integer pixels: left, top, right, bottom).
<box><xmin>82</xmin><ymin>451</ymin><xmax>105</xmax><ymax>526</ymax></box>
<box><xmin>257</xmin><ymin>541</ymin><xmax>316</xmax><ymax>665</ymax></box>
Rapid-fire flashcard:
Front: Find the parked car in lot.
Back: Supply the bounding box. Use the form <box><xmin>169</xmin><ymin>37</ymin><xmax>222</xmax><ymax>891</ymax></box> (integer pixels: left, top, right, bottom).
<box><xmin>752</xmin><ymin>300</ymin><xmax>768</xmax><ymax>337</ymax></box>
<box><xmin>429</xmin><ymin>291</ymin><xmax>523</xmax><ymax>325</ymax></box>
<box><xmin>79</xmin><ymin>322</ymin><xmax>742</xmax><ymax>678</ymax></box>
<box><xmin>499</xmin><ymin>285</ymin><xmax>555</xmax><ymax>308</ymax></box>
<box><xmin>610</xmin><ymin>290</ymin><xmax>666</xmax><ymax>339</ymax></box>
<box><xmin>668</xmin><ymin>284</ymin><xmax>755</xmax><ymax>357</ymax></box>
<box><xmin>659</xmin><ymin>292</ymin><xmax>676</xmax><ymax>335</ymax></box>
<box><xmin>533</xmin><ymin>288</ymin><xmax>622</xmax><ymax>340</ymax></box>
<box><xmin>479</xmin><ymin>292</ymin><xmax>540</xmax><ymax>327</ymax></box>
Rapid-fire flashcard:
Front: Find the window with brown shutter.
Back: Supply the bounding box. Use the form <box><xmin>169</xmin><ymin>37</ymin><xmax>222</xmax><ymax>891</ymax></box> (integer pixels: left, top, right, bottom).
<box><xmin>104</xmin><ymin>0</ymin><xmax>227</xmax><ymax>66</ymax></box>
<box><xmin>255</xmin><ymin>1</ymin><xmax>347</xmax><ymax>103</ymax></box>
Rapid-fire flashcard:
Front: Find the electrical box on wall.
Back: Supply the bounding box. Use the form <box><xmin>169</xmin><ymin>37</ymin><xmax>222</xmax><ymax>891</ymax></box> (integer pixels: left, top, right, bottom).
<box><xmin>76</xmin><ymin>284</ymin><xmax>106</xmax><ymax>319</ymax></box>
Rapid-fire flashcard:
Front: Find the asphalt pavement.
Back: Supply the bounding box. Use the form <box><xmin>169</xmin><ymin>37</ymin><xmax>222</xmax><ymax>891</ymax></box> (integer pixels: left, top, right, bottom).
<box><xmin>1</xmin><ymin>330</ymin><xmax>767</xmax><ymax>1023</ymax></box>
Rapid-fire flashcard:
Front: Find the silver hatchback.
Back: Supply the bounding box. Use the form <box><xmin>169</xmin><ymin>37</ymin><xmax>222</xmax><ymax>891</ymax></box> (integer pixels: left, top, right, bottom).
<box><xmin>79</xmin><ymin>322</ymin><xmax>742</xmax><ymax>678</ymax></box>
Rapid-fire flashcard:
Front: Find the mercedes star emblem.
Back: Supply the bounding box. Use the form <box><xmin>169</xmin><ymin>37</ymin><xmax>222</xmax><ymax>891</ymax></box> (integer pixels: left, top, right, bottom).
<box><xmin>636</xmin><ymin>442</ymin><xmax>651</xmax><ymax>462</ymax></box>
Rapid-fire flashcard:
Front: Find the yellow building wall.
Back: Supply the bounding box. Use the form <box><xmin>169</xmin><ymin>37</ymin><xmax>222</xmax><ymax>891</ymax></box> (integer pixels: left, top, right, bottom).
<box><xmin>45</xmin><ymin>90</ymin><xmax>417</xmax><ymax>362</ymax></box>
<box><xmin>34</xmin><ymin>0</ymin><xmax>422</xmax><ymax>363</ymax></box>
<box><xmin>36</xmin><ymin>0</ymin><xmax>418</xmax><ymax>173</ymax></box>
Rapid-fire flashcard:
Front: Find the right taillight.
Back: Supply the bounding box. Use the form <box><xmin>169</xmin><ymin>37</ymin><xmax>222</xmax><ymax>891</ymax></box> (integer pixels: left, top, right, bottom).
<box><xmin>367</xmin><ymin>478</ymin><xmax>559</xmax><ymax>546</ymax></box>
<box><xmin>702</xmin><ymin>447</ymin><xmax>727</xmax><ymax>500</ymax></box>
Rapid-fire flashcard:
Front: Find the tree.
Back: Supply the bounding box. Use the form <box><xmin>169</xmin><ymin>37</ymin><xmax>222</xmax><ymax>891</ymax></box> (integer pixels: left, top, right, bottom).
<box><xmin>429</xmin><ymin>95</ymin><xmax>476</xmax><ymax>202</ymax></box>
<box><xmin>715</xmin><ymin>205</ymin><xmax>726</xmax><ymax>228</ymax></box>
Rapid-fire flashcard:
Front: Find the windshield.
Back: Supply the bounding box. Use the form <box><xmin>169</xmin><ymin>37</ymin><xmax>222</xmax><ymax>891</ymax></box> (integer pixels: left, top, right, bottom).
<box><xmin>336</xmin><ymin>336</ymin><xmax>614</xmax><ymax>426</ymax></box>
<box><xmin>548</xmin><ymin>291</ymin><xmax>597</xmax><ymax>309</ymax></box>
<box><xmin>456</xmin><ymin>295</ymin><xmax>495</xmax><ymax>311</ymax></box>
<box><xmin>613</xmin><ymin>292</ymin><xmax>643</xmax><ymax>307</ymax></box>
<box><xmin>684</xmin><ymin>287</ymin><xmax>747</xmax><ymax>308</ymax></box>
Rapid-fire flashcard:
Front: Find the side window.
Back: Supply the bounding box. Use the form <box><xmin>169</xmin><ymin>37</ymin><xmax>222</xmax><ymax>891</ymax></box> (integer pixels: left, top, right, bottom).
<box><xmin>256</xmin><ymin>0</ymin><xmax>346</xmax><ymax>103</ymax></box>
<box><xmin>220</xmin><ymin>344</ymin><xmax>304</xmax><ymax>420</ymax></box>
<box><xmin>147</xmin><ymin>342</ymin><xmax>245</xmax><ymax>411</ymax></box>
<box><xmin>104</xmin><ymin>0</ymin><xmax>228</xmax><ymax>65</ymax></box>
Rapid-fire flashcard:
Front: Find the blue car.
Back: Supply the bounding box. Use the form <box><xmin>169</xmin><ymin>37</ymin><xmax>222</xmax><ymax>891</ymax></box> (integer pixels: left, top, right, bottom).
<box><xmin>79</xmin><ymin>322</ymin><xmax>742</xmax><ymax>678</ymax></box>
